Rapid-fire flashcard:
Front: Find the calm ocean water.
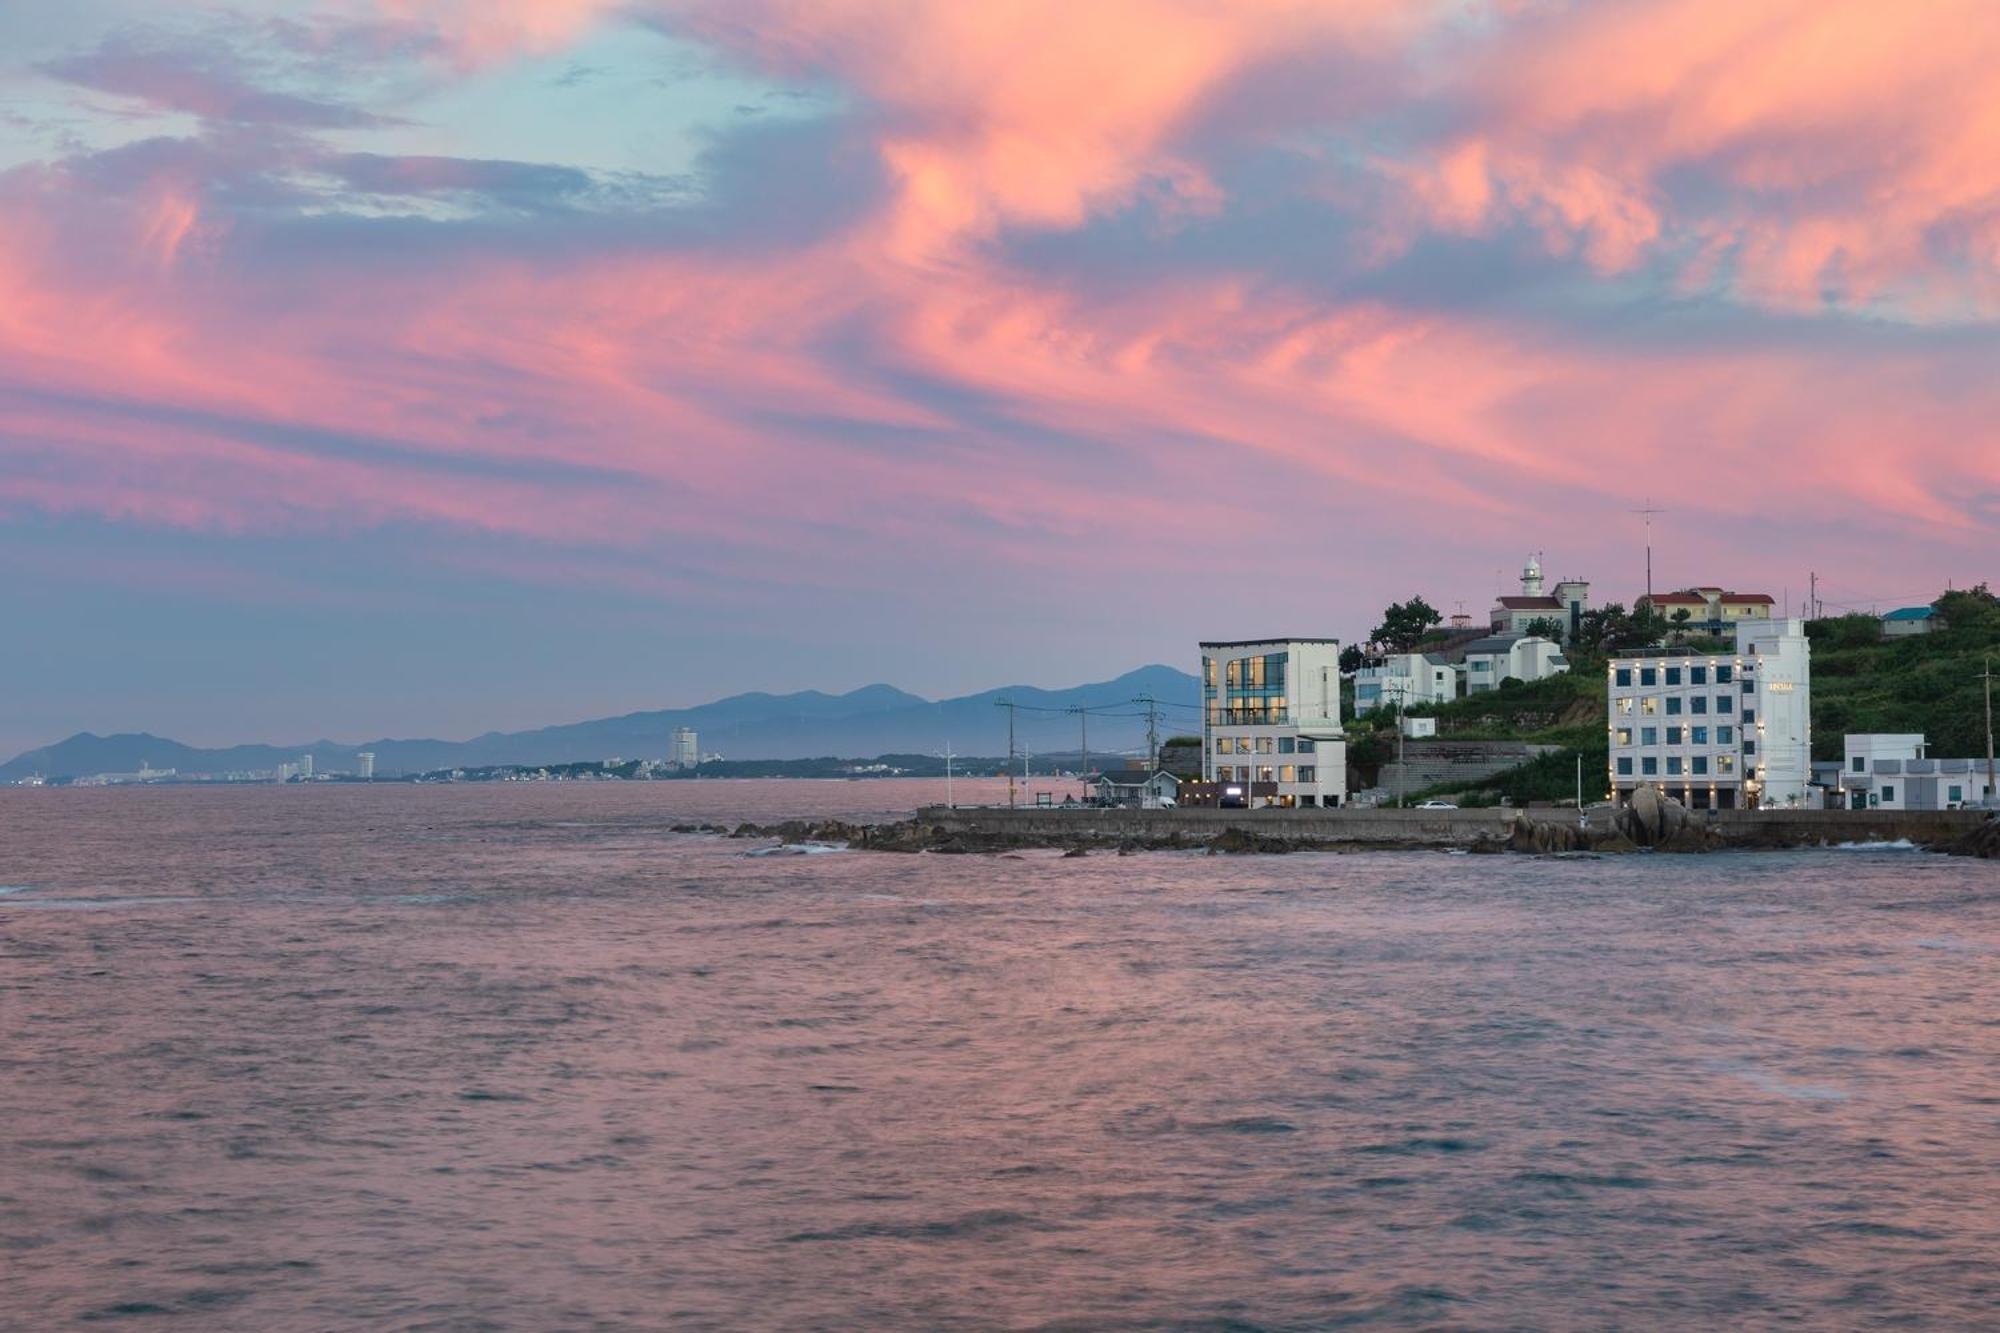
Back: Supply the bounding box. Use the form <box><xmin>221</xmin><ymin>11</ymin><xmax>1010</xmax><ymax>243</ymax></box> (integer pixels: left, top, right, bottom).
<box><xmin>3</xmin><ymin>782</ymin><xmax>1998</xmax><ymax>1330</ymax></box>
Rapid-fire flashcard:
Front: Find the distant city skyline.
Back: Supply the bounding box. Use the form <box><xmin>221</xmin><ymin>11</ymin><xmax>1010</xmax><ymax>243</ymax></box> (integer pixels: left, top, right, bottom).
<box><xmin>3</xmin><ymin>2</ymin><xmax>1993</xmax><ymax>758</ymax></box>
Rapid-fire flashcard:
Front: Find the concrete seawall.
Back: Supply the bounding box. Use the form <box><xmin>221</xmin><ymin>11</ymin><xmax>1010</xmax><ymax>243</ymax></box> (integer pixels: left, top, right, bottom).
<box><xmin>907</xmin><ymin>805</ymin><xmax>1992</xmax><ymax>851</ymax></box>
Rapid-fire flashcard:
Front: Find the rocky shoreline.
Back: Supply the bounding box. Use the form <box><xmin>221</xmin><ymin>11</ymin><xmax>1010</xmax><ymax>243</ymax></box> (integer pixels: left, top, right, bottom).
<box><xmin>709</xmin><ymin>796</ymin><xmax>2000</xmax><ymax>859</ymax></box>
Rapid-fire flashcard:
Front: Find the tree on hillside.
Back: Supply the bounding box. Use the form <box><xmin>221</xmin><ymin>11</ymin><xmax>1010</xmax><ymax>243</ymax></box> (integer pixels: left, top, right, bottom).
<box><xmin>1522</xmin><ymin>616</ymin><xmax>1566</xmax><ymax>641</ymax></box>
<box><xmin>1339</xmin><ymin>644</ymin><xmax>1365</xmax><ymax>674</ymax></box>
<box><xmin>1935</xmin><ymin>583</ymin><xmax>2000</xmax><ymax>632</ymax></box>
<box><xmin>1574</xmin><ymin>602</ymin><xmax>1668</xmax><ymax>655</ymax></box>
<box><xmin>1371</xmin><ymin>597</ymin><xmax>1443</xmax><ymax>652</ymax></box>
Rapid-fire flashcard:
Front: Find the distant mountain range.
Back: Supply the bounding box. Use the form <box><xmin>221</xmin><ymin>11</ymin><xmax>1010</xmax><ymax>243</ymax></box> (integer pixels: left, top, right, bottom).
<box><xmin>0</xmin><ymin>666</ymin><xmax>1202</xmax><ymax>780</ymax></box>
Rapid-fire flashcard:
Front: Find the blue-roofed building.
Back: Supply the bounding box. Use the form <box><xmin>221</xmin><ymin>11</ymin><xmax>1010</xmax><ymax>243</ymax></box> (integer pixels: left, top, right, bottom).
<box><xmin>1880</xmin><ymin>605</ymin><xmax>1938</xmax><ymax>638</ymax></box>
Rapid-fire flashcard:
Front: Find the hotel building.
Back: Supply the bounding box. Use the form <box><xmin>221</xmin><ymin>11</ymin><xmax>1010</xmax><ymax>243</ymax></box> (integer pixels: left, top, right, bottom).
<box><xmin>1200</xmin><ymin>638</ymin><xmax>1348</xmax><ymax>807</ymax></box>
<box><xmin>1607</xmin><ymin>618</ymin><xmax>1812</xmax><ymax>809</ymax></box>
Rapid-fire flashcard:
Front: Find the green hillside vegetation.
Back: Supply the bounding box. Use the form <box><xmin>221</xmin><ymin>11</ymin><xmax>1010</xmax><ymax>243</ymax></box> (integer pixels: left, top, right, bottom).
<box><xmin>1805</xmin><ymin>589</ymin><xmax>2000</xmax><ymax>759</ymax></box>
<box><xmin>1351</xmin><ymin>585</ymin><xmax>2000</xmax><ymax>805</ymax></box>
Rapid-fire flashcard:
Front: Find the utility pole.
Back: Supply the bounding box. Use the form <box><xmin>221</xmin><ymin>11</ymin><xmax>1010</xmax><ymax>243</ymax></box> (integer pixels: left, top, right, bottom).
<box><xmin>1809</xmin><ymin>570</ymin><xmax>1818</xmax><ymax>621</ymax></box>
<box><xmin>996</xmin><ymin>699</ymin><xmax>1016</xmax><ymax>809</ymax></box>
<box><xmin>1984</xmin><ymin>656</ymin><xmax>1996</xmax><ymax>805</ymax></box>
<box><xmin>1067</xmin><ymin>705</ymin><xmax>1089</xmax><ymax>802</ymax></box>
<box><xmin>1633</xmin><ymin>501</ymin><xmax>1666</xmax><ymax>604</ymax></box>
<box><xmin>1138</xmin><ymin>693</ymin><xmax>1161</xmax><ymax>772</ymax></box>
<box><xmin>1390</xmin><ymin>683</ymin><xmax>1407</xmax><ymax>808</ymax></box>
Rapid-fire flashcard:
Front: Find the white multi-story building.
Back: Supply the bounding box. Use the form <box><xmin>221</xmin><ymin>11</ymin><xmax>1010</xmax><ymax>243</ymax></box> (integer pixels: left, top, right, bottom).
<box><xmin>1353</xmin><ymin>652</ymin><xmax>1457</xmax><ymax>714</ymax></box>
<box><xmin>1607</xmin><ymin>618</ymin><xmax>1812</xmax><ymax>809</ymax></box>
<box><xmin>1822</xmin><ymin>734</ymin><xmax>1998</xmax><ymax>810</ymax></box>
<box><xmin>1461</xmin><ymin>633</ymin><xmax>1568</xmax><ymax>694</ymax></box>
<box><xmin>673</xmin><ymin>727</ymin><xmax>699</xmax><ymax>769</ymax></box>
<box><xmin>1200</xmin><ymin>638</ymin><xmax>1348</xmax><ymax>808</ymax></box>
<box><xmin>356</xmin><ymin>751</ymin><xmax>376</xmax><ymax>780</ymax></box>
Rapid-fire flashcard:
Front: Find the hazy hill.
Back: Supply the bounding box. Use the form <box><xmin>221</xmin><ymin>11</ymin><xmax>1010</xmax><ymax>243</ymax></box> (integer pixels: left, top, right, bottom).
<box><xmin>1</xmin><ymin>666</ymin><xmax>1200</xmax><ymax>780</ymax></box>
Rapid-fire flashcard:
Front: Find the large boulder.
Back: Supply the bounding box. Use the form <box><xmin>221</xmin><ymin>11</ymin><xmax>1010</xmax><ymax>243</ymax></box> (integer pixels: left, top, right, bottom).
<box><xmin>1616</xmin><ymin>785</ymin><xmax>1692</xmax><ymax>847</ymax></box>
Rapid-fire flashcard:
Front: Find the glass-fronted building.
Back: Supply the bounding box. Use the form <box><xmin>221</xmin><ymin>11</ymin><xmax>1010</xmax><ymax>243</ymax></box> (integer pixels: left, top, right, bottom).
<box><xmin>1199</xmin><ymin>638</ymin><xmax>1348</xmax><ymax>808</ymax></box>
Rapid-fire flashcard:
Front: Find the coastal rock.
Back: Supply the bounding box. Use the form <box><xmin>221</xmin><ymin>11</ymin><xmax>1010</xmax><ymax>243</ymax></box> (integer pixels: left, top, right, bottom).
<box><xmin>1938</xmin><ymin>817</ymin><xmax>2000</xmax><ymax>859</ymax></box>
<box><xmin>1590</xmin><ymin>832</ymin><xmax>1641</xmax><ymax>854</ymax></box>
<box><xmin>1616</xmin><ymin>785</ymin><xmax>1694</xmax><ymax>848</ymax></box>
<box><xmin>1508</xmin><ymin>816</ymin><xmax>1588</xmax><ymax>854</ymax></box>
<box><xmin>1207</xmin><ymin>828</ymin><xmax>1294</xmax><ymax>855</ymax></box>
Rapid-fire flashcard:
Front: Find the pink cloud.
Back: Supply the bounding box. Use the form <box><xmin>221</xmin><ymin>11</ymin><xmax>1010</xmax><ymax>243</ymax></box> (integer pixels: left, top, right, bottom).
<box><xmin>1</xmin><ymin>0</ymin><xmax>1995</xmax><ymax>620</ymax></box>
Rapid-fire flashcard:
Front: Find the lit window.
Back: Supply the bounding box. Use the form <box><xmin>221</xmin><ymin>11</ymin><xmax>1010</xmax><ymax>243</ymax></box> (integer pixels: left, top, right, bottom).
<box><xmin>1617</xmin><ymin>728</ymin><xmax>1633</xmax><ymax>745</ymax></box>
<box><xmin>1641</xmin><ymin>698</ymin><xmax>1659</xmax><ymax>715</ymax></box>
<box><xmin>1718</xmin><ymin>755</ymin><xmax>1736</xmax><ymax>774</ymax></box>
<box><xmin>1618</xmin><ymin>699</ymin><xmax>1634</xmax><ymax>715</ymax></box>
<box><xmin>1280</xmin><ymin>765</ymin><xmax>1296</xmax><ymax>783</ymax></box>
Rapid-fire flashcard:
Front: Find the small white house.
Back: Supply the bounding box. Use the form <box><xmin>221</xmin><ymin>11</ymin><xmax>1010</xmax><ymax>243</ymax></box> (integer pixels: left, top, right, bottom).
<box><xmin>1830</xmin><ymin>734</ymin><xmax>1996</xmax><ymax>810</ymax></box>
<box><xmin>1354</xmin><ymin>653</ymin><xmax>1458</xmax><ymax>714</ymax></box>
<box><xmin>1879</xmin><ymin>606</ymin><xmax>1938</xmax><ymax>638</ymax></box>
<box><xmin>1462</xmin><ymin>633</ymin><xmax>1568</xmax><ymax>694</ymax></box>
<box><xmin>1092</xmin><ymin>770</ymin><xmax>1181</xmax><ymax>808</ymax></box>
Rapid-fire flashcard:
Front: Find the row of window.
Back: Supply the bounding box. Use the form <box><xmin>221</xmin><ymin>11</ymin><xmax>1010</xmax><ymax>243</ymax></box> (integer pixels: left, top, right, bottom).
<box><xmin>1615</xmin><ymin>725</ymin><xmax>1738</xmax><ymax>747</ymax></box>
<box><xmin>1614</xmin><ymin>664</ymin><xmax>1739</xmax><ymax>688</ymax></box>
<box><xmin>1213</xmin><ymin>736</ymin><xmax>1317</xmax><ymax>755</ymax></box>
<box><xmin>1205</xmin><ymin>654</ymin><xmax>1287</xmax><ymax>692</ymax></box>
<box><xmin>1616</xmin><ymin>695</ymin><xmax>1751</xmax><ymax>720</ymax></box>
<box><xmin>1207</xmin><ymin>703</ymin><xmax>1288</xmax><ymax>726</ymax></box>
<box><xmin>1617</xmin><ymin>754</ymin><xmax>1738</xmax><ymax>777</ymax></box>
<box><xmin>1215</xmin><ymin>765</ymin><xmax>1317</xmax><ymax>783</ymax></box>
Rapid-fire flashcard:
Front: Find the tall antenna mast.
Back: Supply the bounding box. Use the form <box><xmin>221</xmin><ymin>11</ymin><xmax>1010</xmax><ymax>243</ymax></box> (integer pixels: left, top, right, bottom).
<box><xmin>1632</xmin><ymin>501</ymin><xmax>1667</xmax><ymax>603</ymax></box>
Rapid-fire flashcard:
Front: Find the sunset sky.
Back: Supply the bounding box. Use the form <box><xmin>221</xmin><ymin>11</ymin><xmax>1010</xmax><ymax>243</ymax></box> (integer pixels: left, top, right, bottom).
<box><xmin>3</xmin><ymin>0</ymin><xmax>1996</xmax><ymax>753</ymax></box>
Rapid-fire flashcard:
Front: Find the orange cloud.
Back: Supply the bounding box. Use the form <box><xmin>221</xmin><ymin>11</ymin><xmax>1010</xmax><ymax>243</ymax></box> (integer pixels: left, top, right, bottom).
<box><xmin>1406</xmin><ymin>0</ymin><xmax>2000</xmax><ymax>314</ymax></box>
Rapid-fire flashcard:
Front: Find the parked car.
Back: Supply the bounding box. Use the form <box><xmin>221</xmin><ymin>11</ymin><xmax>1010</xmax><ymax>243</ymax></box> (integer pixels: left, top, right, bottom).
<box><xmin>1414</xmin><ymin>800</ymin><xmax>1459</xmax><ymax>810</ymax></box>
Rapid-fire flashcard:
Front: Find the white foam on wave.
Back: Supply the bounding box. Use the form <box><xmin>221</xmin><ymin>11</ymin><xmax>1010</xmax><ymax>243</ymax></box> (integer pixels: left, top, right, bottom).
<box><xmin>0</xmin><ymin>896</ymin><xmax>194</xmax><ymax>911</ymax></box>
<box><xmin>1828</xmin><ymin>838</ymin><xmax>1921</xmax><ymax>852</ymax></box>
<box><xmin>0</xmin><ymin>885</ymin><xmax>33</xmax><ymax>896</ymax></box>
<box><xmin>745</xmin><ymin>842</ymin><xmax>848</xmax><ymax>857</ymax></box>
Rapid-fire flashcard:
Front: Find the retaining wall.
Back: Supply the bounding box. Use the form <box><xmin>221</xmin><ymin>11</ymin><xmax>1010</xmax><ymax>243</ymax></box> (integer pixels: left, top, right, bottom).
<box><xmin>913</xmin><ymin>805</ymin><xmax>1989</xmax><ymax>849</ymax></box>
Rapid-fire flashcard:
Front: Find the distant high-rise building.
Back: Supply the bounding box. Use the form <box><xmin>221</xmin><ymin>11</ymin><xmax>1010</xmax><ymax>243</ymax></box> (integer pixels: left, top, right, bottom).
<box><xmin>298</xmin><ymin>754</ymin><xmax>314</xmax><ymax>779</ymax></box>
<box><xmin>673</xmin><ymin>727</ymin><xmax>699</xmax><ymax>768</ymax></box>
<box><xmin>356</xmin><ymin>752</ymin><xmax>375</xmax><ymax>780</ymax></box>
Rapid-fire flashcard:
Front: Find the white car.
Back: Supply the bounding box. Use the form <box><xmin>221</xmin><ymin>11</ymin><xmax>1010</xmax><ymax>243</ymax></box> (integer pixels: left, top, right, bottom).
<box><xmin>1414</xmin><ymin>800</ymin><xmax>1459</xmax><ymax>810</ymax></box>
